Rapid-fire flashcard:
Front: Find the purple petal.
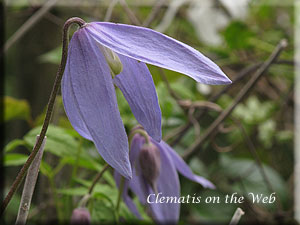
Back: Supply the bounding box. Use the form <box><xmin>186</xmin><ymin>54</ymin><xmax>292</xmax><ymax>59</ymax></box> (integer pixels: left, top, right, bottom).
<box><xmin>113</xmin><ymin>55</ymin><xmax>162</xmax><ymax>142</ymax></box>
<box><xmin>62</xmin><ymin>29</ymin><xmax>131</xmax><ymax>179</ymax></box>
<box><xmin>86</xmin><ymin>22</ymin><xmax>231</xmax><ymax>85</ymax></box>
<box><xmin>149</xmin><ymin>140</ymin><xmax>180</xmax><ymax>223</ymax></box>
<box><xmin>160</xmin><ymin>141</ymin><xmax>215</xmax><ymax>189</ymax></box>
<box><xmin>114</xmin><ymin>172</ymin><xmax>142</xmax><ymax>219</ymax></box>
<box><xmin>128</xmin><ymin>134</ymin><xmax>149</xmax><ymax>205</ymax></box>
<box><xmin>62</xmin><ymin>50</ymin><xmax>93</xmax><ymax>141</ymax></box>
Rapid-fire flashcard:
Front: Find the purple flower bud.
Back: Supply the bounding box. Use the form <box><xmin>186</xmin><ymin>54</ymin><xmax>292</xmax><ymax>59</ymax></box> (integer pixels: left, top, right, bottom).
<box><xmin>138</xmin><ymin>143</ymin><xmax>161</xmax><ymax>192</ymax></box>
<box><xmin>70</xmin><ymin>207</ymin><xmax>91</xmax><ymax>225</ymax></box>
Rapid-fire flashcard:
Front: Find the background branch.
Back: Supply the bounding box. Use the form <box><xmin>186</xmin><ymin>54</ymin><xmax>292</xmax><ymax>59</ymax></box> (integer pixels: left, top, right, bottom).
<box><xmin>183</xmin><ymin>39</ymin><xmax>288</xmax><ymax>160</ymax></box>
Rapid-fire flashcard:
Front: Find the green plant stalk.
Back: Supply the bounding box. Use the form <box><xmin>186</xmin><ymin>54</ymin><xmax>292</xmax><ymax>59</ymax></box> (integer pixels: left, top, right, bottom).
<box><xmin>49</xmin><ymin>175</ymin><xmax>64</xmax><ymax>222</ymax></box>
<box><xmin>115</xmin><ymin>176</ymin><xmax>125</xmax><ymax>222</ymax></box>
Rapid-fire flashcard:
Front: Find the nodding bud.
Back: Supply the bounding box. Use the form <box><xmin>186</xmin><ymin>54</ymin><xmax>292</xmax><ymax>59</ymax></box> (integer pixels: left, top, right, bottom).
<box><xmin>97</xmin><ymin>44</ymin><xmax>123</xmax><ymax>78</ymax></box>
<box><xmin>139</xmin><ymin>143</ymin><xmax>161</xmax><ymax>192</ymax></box>
<box><xmin>71</xmin><ymin>207</ymin><xmax>91</xmax><ymax>225</ymax></box>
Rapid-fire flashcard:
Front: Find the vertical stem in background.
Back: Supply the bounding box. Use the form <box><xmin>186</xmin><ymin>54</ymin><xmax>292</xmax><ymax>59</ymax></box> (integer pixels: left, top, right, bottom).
<box><xmin>115</xmin><ymin>177</ymin><xmax>125</xmax><ymax>222</ymax></box>
<box><xmin>15</xmin><ymin>135</ymin><xmax>47</xmax><ymax>225</ymax></box>
<box><xmin>294</xmin><ymin>1</ymin><xmax>300</xmax><ymax>223</ymax></box>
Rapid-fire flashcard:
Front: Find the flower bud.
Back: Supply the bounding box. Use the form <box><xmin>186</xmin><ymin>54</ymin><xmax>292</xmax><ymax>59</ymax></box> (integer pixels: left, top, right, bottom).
<box><xmin>97</xmin><ymin>44</ymin><xmax>123</xmax><ymax>77</ymax></box>
<box><xmin>70</xmin><ymin>207</ymin><xmax>91</xmax><ymax>225</ymax></box>
<box><xmin>138</xmin><ymin>143</ymin><xmax>161</xmax><ymax>192</ymax></box>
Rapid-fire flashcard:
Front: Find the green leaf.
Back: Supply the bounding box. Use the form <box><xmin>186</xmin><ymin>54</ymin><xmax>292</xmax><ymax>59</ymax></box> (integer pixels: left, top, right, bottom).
<box><xmin>40</xmin><ymin>161</ymin><xmax>53</xmax><ymax>177</ymax></box>
<box><xmin>60</xmin><ymin>157</ymin><xmax>101</xmax><ymax>171</ymax></box>
<box><xmin>222</xmin><ymin>21</ymin><xmax>254</xmax><ymax>50</ymax></box>
<box><xmin>4</xmin><ymin>96</ymin><xmax>31</xmax><ymax>122</ymax></box>
<box><xmin>74</xmin><ymin>178</ymin><xmax>117</xmax><ymax>200</ymax></box>
<box><xmin>170</xmin><ymin>80</ymin><xmax>196</xmax><ymax>100</ymax></box>
<box><xmin>4</xmin><ymin>153</ymin><xmax>27</xmax><ymax>166</ymax></box>
<box><xmin>90</xmin><ymin>198</ymin><xmax>116</xmax><ymax>223</ymax></box>
<box><xmin>57</xmin><ymin>187</ymin><xmax>87</xmax><ymax>196</ymax></box>
<box><xmin>220</xmin><ymin>155</ymin><xmax>288</xmax><ymax>208</ymax></box>
<box><xmin>39</xmin><ymin>46</ymin><xmax>61</xmax><ymax>64</ymax></box>
<box><xmin>4</xmin><ymin>139</ymin><xmax>26</xmax><ymax>153</ymax></box>
<box><xmin>24</xmin><ymin>125</ymin><xmax>80</xmax><ymax>158</ymax></box>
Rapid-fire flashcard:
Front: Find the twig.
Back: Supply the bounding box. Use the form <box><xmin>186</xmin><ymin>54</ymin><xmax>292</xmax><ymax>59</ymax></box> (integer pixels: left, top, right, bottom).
<box><xmin>88</xmin><ymin>164</ymin><xmax>110</xmax><ymax>195</ymax></box>
<box><xmin>158</xmin><ymin>68</ymin><xmax>182</xmax><ymax>103</ymax></box>
<box><xmin>169</xmin><ymin>62</ymin><xmax>263</xmax><ymax>146</ymax></box>
<box><xmin>3</xmin><ymin>0</ymin><xmax>59</xmax><ymax>53</ymax></box>
<box><xmin>0</xmin><ymin>17</ymin><xmax>86</xmax><ymax>216</ymax></box>
<box><xmin>182</xmin><ymin>39</ymin><xmax>288</xmax><ymax>160</ymax></box>
<box><xmin>143</xmin><ymin>0</ymin><xmax>167</xmax><ymax>27</ymax></box>
<box><xmin>155</xmin><ymin>0</ymin><xmax>187</xmax><ymax>32</ymax></box>
<box><xmin>119</xmin><ymin>0</ymin><xmax>141</xmax><ymax>26</ymax></box>
<box><xmin>229</xmin><ymin>208</ymin><xmax>245</xmax><ymax>225</ymax></box>
<box><xmin>104</xmin><ymin>0</ymin><xmax>119</xmax><ymax>22</ymax></box>
<box><xmin>44</xmin><ymin>12</ymin><xmax>65</xmax><ymax>26</ymax></box>
<box><xmin>15</xmin><ymin>135</ymin><xmax>47</xmax><ymax>225</ymax></box>
<box><xmin>169</xmin><ymin>59</ymin><xmax>295</xmax><ymax>147</ymax></box>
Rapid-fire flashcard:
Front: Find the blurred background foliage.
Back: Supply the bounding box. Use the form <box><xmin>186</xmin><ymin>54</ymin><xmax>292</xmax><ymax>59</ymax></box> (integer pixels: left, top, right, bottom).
<box><xmin>3</xmin><ymin>0</ymin><xmax>295</xmax><ymax>224</ymax></box>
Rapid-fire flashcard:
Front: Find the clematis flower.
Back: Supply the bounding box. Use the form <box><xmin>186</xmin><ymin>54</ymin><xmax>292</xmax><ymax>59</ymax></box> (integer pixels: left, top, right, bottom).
<box><xmin>70</xmin><ymin>207</ymin><xmax>91</xmax><ymax>225</ymax></box>
<box><xmin>62</xmin><ymin>21</ymin><xmax>231</xmax><ymax>179</ymax></box>
<box><xmin>114</xmin><ymin>128</ymin><xmax>215</xmax><ymax>224</ymax></box>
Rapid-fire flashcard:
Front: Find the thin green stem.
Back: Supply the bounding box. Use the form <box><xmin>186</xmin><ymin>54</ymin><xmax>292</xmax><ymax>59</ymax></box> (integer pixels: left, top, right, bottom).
<box><xmin>70</xmin><ymin>137</ymin><xmax>83</xmax><ymax>186</ymax></box>
<box><xmin>66</xmin><ymin>137</ymin><xmax>83</xmax><ymax>214</ymax></box>
<box><xmin>0</xmin><ymin>17</ymin><xmax>86</xmax><ymax>216</ymax></box>
<box><xmin>88</xmin><ymin>164</ymin><xmax>110</xmax><ymax>195</ymax></box>
<box><xmin>76</xmin><ymin>164</ymin><xmax>110</xmax><ymax>209</ymax></box>
<box><xmin>115</xmin><ymin>176</ymin><xmax>125</xmax><ymax>222</ymax></box>
<box><xmin>49</xmin><ymin>176</ymin><xmax>63</xmax><ymax>222</ymax></box>
<box><xmin>129</xmin><ymin>128</ymin><xmax>150</xmax><ymax>144</ymax></box>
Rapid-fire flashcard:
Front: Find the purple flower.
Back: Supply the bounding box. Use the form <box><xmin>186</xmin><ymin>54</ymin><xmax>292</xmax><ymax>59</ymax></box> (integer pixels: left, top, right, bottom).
<box><xmin>62</xmin><ymin>22</ymin><xmax>231</xmax><ymax>179</ymax></box>
<box><xmin>114</xmin><ymin>130</ymin><xmax>215</xmax><ymax>224</ymax></box>
<box><xmin>70</xmin><ymin>207</ymin><xmax>91</xmax><ymax>225</ymax></box>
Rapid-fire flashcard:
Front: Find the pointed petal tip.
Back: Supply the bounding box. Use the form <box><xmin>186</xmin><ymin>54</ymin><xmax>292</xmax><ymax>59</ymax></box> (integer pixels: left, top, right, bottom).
<box><xmin>111</xmin><ymin>158</ymin><xmax>132</xmax><ymax>180</ymax></box>
<box><xmin>223</xmin><ymin>76</ymin><xmax>233</xmax><ymax>85</ymax></box>
<box><xmin>117</xmin><ymin>167</ymin><xmax>132</xmax><ymax>180</ymax></box>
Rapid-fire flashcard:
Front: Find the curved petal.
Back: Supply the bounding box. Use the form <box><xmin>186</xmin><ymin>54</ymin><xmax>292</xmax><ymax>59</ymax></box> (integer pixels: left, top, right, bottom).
<box><xmin>114</xmin><ymin>134</ymin><xmax>149</xmax><ymax>219</ymax></box>
<box><xmin>62</xmin><ymin>51</ymin><xmax>93</xmax><ymax>141</ymax></box>
<box><xmin>113</xmin><ymin>55</ymin><xmax>162</xmax><ymax>142</ymax></box>
<box><xmin>85</xmin><ymin>22</ymin><xmax>231</xmax><ymax>85</ymax></box>
<box><xmin>160</xmin><ymin>141</ymin><xmax>215</xmax><ymax>189</ymax></box>
<box><xmin>114</xmin><ymin>172</ymin><xmax>142</xmax><ymax>219</ymax></box>
<box><xmin>128</xmin><ymin>134</ymin><xmax>149</xmax><ymax>205</ymax></box>
<box><xmin>62</xmin><ymin>29</ymin><xmax>131</xmax><ymax>179</ymax></box>
<box><xmin>150</xmin><ymin>140</ymin><xmax>180</xmax><ymax>224</ymax></box>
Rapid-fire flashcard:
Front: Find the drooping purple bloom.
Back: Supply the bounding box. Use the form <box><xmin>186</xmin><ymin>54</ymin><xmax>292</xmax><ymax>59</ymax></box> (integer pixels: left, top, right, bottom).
<box><xmin>114</xmin><ymin>130</ymin><xmax>215</xmax><ymax>224</ymax></box>
<box><xmin>62</xmin><ymin>21</ymin><xmax>231</xmax><ymax>179</ymax></box>
<box><xmin>70</xmin><ymin>207</ymin><xmax>91</xmax><ymax>225</ymax></box>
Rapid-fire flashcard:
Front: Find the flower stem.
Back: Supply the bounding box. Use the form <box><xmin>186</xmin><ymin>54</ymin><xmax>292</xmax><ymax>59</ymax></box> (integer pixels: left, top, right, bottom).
<box><xmin>129</xmin><ymin>127</ymin><xmax>150</xmax><ymax>144</ymax></box>
<box><xmin>77</xmin><ymin>164</ymin><xmax>110</xmax><ymax>209</ymax></box>
<box><xmin>115</xmin><ymin>176</ymin><xmax>125</xmax><ymax>221</ymax></box>
<box><xmin>88</xmin><ymin>164</ymin><xmax>110</xmax><ymax>195</ymax></box>
<box><xmin>0</xmin><ymin>17</ymin><xmax>86</xmax><ymax>216</ymax></box>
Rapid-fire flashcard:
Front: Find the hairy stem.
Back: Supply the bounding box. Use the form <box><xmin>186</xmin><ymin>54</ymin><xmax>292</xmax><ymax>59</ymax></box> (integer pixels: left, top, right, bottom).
<box><xmin>0</xmin><ymin>17</ymin><xmax>86</xmax><ymax>216</ymax></box>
